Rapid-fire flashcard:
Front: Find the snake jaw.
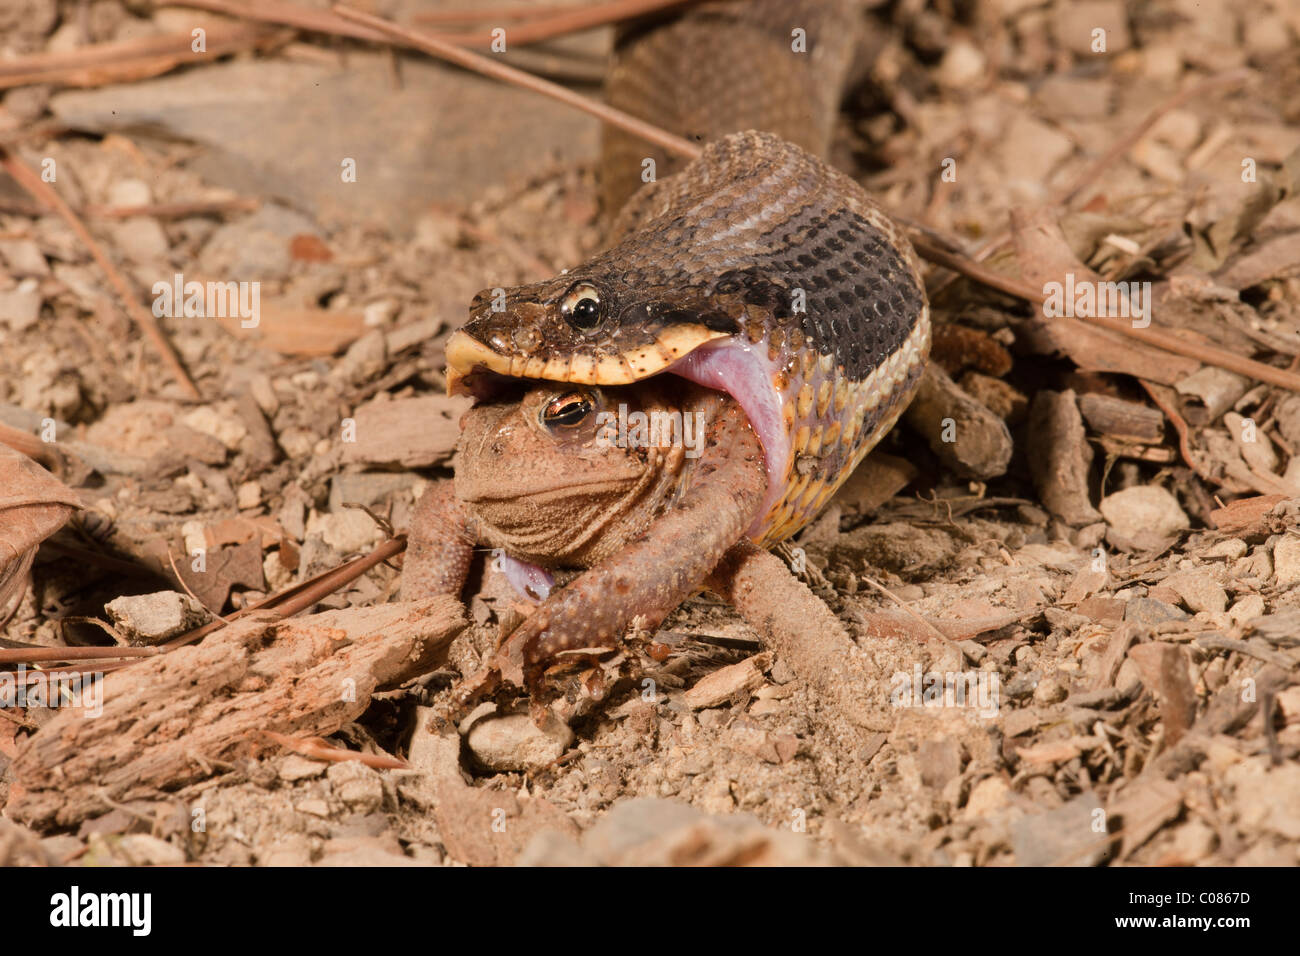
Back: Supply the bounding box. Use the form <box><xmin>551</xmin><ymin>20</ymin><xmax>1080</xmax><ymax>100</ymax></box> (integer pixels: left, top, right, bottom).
<box><xmin>444</xmin><ymin>325</ymin><xmax>733</xmax><ymax>397</ymax></box>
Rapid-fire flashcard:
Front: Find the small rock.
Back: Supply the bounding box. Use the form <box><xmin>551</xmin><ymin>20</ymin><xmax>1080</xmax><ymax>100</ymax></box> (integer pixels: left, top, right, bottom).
<box><xmin>316</xmin><ymin>834</ymin><xmax>416</xmax><ymax>866</ymax></box>
<box><xmin>965</xmin><ymin>776</ymin><xmax>1012</xmax><ymax>817</ymax></box>
<box><xmin>104</xmin><ymin>591</ymin><xmax>209</xmax><ymax>645</ymax></box>
<box><xmin>107</xmin><ymin>178</ymin><xmax>153</xmax><ymax>207</ymax></box>
<box><xmin>566</xmin><ymin>797</ymin><xmax>832</xmax><ymax>866</ymax></box>
<box><xmin>307</xmin><ymin>509</ymin><xmax>383</xmax><ymax>554</ymax></box>
<box><xmin>0</xmin><ymin>283</ymin><xmax>43</xmax><ymax>331</ymax></box>
<box><xmin>0</xmin><ymin>238</ymin><xmax>50</xmax><ymax>277</ymax></box>
<box><xmin>1004</xmin><ymin>671</ymin><xmax>1040</xmax><ymax>700</ymax></box>
<box><xmin>1169</xmin><ymin>821</ymin><xmax>1218</xmax><ymax>862</ymax></box>
<box><xmin>1273</xmin><ymin>535</ymin><xmax>1300</xmax><ymax>587</ymax></box>
<box><xmin>465</xmin><ymin>712</ymin><xmax>573</xmax><ymax>773</ymax></box>
<box><xmin>935</xmin><ymin>40</ymin><xmax>986</xmax><ymax>88</ymax></box>
<box><xmin>279</xmin><ymin>755</ymin><xmax>326</xmax><ymax>783</ymax></box>
<box><xmin>199</xmin><ymin>202</ymin><xmax>322</xmax><ymax>279</ymax></box>
<box><xmin>1123</xmin><ymin>598</ymin><xmax>1190</xmax><ymax>629</ymax></box>
<box><xmin>336</xmin><ymin>329</ymin><xmax>387</xmax><ymax>384</ymax></box>
<box><xmin>1227</xmin><ymin>594</ymin><xmax>1266</xmax><ymax>626</ymax></box>
<box><xmin>182</xmin><ymin>405</ymin><xmax>248</xmax><ymax>450</ymax></box>
<box><xmin>1162</xmin><ymin>569</ymin><xmax>1228</xmax><ymax>614</ymax></box>
<box><xmin>683</xmin><ymin>653</ymin><xmax>771</xmax><ymax>709</ymax></box>
<box><xmin>326</xmin><ymin>761</ymin><xmax>385</xmax><ymax>814</ymax></box>
<box><xmin>1099</xmin><ymin>485</ymin><xmax>1189</xmax><ymax>551</ymax></box>
<box><xmin>237</xmin><ymin>480</ymin><xmax>262</xmax><ymax>509</ymax></box>
<box><xmin>725</xmin><ymin>722</ymin><xmax>800</xmax><ymax>764</ymax></box>
<box><xmin>295</xmin><ymin>799</ymin><xmax>332</xmax><ymax>818</ymax></box>
<box><xmin>919</xmin><ymin>738</ymin><xmax>964</xmax><ymax>789</ymax></box>
<box><xmin>1205</xmin><ymin>538</ymin><xmax>1247</xmax><ymax>560</ymax></box>
<box><xmin>1033</xmin><ymin>676</ymin><xmax>1068</xmax><ymax>705</ymax></box>
<box><xmin>1003</xmin><ymin>707</ymin><xmax>1043</xmax><ymax>737</ymax></box>
<box><xmin>1075</xmin><ymin>596</ymin><xmax>1125</xmax><ymax>622</ymax></box>
<box><xmin>1053</xmin><ymin>0</ymin><xmax>1131</xmax><ymax>55</ymax></box>
<box><xmin>109</xmin><ymin>217</ymin><xmax>169</xmax><ymax>264</ymax></box>
<box><xmin>1227</xmin><ymin>761</ymin><xmax>1300</xmax><ymax>840</ymax></box>
<box><xmin>115</xmin><ymin>834</ymin><xmax>187</xmax><ymax>866</ymax></box>
<box><xmin>1012</xmin><ymin>790</ymin><xmax>1106</xmax><ymax>867</ymax></box>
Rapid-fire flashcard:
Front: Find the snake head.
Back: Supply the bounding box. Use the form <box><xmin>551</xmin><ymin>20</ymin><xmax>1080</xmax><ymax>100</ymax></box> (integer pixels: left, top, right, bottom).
<box><xmin>445</xmin><ymin>261</ymin><xmax>745</xmax><ymax>397</ymax></box>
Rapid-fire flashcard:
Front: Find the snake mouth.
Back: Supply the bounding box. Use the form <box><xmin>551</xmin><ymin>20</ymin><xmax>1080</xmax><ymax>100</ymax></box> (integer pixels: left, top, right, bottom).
<box><xmin>444</xmin><ymin>325</ymin><xmax>732</xmax><ymax>399</ymax></box>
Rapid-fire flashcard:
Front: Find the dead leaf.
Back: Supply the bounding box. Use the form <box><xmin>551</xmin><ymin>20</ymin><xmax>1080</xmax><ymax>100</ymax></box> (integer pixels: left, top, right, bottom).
<box><xmin>0</xmin><ymin>446</ymin><xmax>80</xmax><ymax>617</ymax></box>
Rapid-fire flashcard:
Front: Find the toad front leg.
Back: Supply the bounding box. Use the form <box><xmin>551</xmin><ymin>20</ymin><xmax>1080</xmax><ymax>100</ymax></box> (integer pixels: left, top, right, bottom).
<box><xmin>401</xmin><ymin>481</ymin><xmax>478</xmax><ymax>601</ymax></box>
<box><xmin>452</xmin><ymin>399</ymin><xmax>766</xmax><ymax>709</ymax></box>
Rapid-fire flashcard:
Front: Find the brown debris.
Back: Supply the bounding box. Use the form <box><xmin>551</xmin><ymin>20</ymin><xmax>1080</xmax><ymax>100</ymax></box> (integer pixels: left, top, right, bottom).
<box><xmin>10</xmin><ymin>598</ymin><xmax>466</xmax><ymax>826</ymax></box>
<box><xmin>1026</xmin><ymin>389</ymin><xmax>1102</xmax><ymax>526</ymax></box>
<box><xmin>903</xmin><ymin>365</ymin><xmax>1014</xmax><ymax>480</ymax></box>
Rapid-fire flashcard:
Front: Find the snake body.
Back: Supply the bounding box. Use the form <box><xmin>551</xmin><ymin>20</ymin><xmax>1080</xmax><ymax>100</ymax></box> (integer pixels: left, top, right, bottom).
<box><xmin>445</xmin><ymin>0</ymin><xmax>930</xmax><ymax>548</ymax></box>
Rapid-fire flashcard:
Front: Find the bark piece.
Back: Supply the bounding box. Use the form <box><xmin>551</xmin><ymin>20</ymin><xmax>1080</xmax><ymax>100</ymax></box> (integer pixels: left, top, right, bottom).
<box><xmin>342</xmin><ymin>395</ymin><xmax>471</xmax><ymax>468</ymax></box>
<box><xmin>11</xmin><ymin>597</ymin><xmax>466</xmax><ymax>827</ymax></box>
<box><xmin>1208</xmin><ymin>494</ymin><xmax>1291</xmax><ymax>539</ymax></box>
<box><xmin>1077</xmin><ymin>393</ymin><xmax>1165</xmax><ymax>443</ymax></box>
<box><xmin>903</xmin><ymin>364</ymin><xmax>1014</xmax><ymax>480</ymax></box>
<box><xmin>1027</xmin><ymin>389</ymin><xmax>1102</xmax><ymax>526</ymax></box>
<box><xmin>1127</xmin><ymin>642</ymin><xmax>1196</xmax><ymax>746</ymax></box>
<box><xmin>683</xmin><ymin>653</ymin><xmax>771</xmax><ymax>709</ymax></box>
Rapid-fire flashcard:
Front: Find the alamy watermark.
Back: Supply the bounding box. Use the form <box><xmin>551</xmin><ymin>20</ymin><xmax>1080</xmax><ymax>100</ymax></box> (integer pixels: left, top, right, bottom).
<box><xmin>0</xmin><ymin>665</ymin><xmax>103</xmax><ymax>717</ymax></box>
<box><xmin>595</xmin><ymin>404</ymin><xmax>705</xmax><ymax>458</ymax></box>
<box><xmin>152</xmin><ymin>273</ymin><xmax>260</xmax><ymax>328</ymax></box>
<box><xmin>890</xmin><ymin>665</ymin><xmax>1000</xmax><ymax>718</ymax></box>
<box><xmin>1043</xmin><ymin>272</ymin><xmax>1151</xmax><ymax>328</ymax></box>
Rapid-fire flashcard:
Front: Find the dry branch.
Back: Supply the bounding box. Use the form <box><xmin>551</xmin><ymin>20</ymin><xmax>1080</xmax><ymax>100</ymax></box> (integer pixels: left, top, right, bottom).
<box><xmin>10</xmin><ymin>597</ymin><xmax>466</xmax><ymax>827</ymax></box>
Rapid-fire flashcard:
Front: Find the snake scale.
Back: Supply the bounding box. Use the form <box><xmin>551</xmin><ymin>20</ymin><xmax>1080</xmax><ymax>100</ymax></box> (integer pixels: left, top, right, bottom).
<box><xmin>409</xmin><ymin>0</ymin><xmax>931</xmax><ymax>703</ymax></box>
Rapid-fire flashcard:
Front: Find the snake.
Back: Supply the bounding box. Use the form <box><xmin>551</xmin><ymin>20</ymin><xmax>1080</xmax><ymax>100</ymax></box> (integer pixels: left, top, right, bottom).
<box><xmin>444</xmin><ymin>0</ymin><xmax>931</xmax><ymax>547</ymax></box>
<box><xmin>406</xmin><ymin>0</ymin><xmax>932</xmax><ymax>706</ymax></box>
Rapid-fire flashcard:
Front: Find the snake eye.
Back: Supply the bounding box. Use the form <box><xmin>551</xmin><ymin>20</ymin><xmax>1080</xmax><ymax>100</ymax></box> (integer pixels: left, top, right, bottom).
<box><xmin>560</xmin><ymin>282</ymin><xmax>602</xmax><ymax>331</ymax></box>
<box><xmin>540</xmin><ymin>392</ymin><xmax>594</xmax><ymax>431</ymax></box>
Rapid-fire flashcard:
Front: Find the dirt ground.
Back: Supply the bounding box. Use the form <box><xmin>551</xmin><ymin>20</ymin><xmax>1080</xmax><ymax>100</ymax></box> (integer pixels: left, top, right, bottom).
<box><xmin>1</xmin><ymin>0</ymin><xmax>1299</xmax><ymax>867</ymax></box>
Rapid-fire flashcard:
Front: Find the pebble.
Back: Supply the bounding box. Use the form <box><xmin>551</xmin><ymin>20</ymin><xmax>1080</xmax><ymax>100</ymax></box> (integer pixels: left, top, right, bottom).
<box><xmin>1162</xmin><ymin>568</ymin><xmax>1228</xmax><ymax>614</ymax></box>
<box><xmin>1227</xmin><ymin>594</ymin><xmax>1266</xmax><ymax>626</ymax></box>
<box><xmin>107</xmin><ymin>178</ymin><xmax>153</xmax><ymax>207</ymax></box>
<box><xmin>104</xmin><ymin>591</ymin><xmax>208</xmax><ymax>644</ymax></box>
<box><xmin>1273</xmin><ymin>535</ymin><xmax>1300</xmax><ymax>587</ymax></box>
<box><xmin>1033</xmin><ymin>676</ymin><xmax>1068</xmax><ymax>705</ymax></box>
<box><xmin>465</xmin><ymin>712</ymin><xmax>573</xmax><ymax>773</ymax></box>
<box><xmin>935</xmin><ymin>40</ymin><xmax>986</xmax><ymax>88</ymax></box>
<box><xmin>965</xmin><ymin>776</ymin><xmax>1012</xmax><ymax>817</ymax></box>
<box><xmin>1012</xmin><ymin>790</ymin><xmax>1107</xmax><ymax>866</ymax></box>
<box><xmin>326</xmin><ymin>762</ymin><xmax>385</xmax><ymax>814</ymax></box>
<box><xmin>279</xmin><ymin>755</ymin><xmax>326</xmax><ymax>783</ymax></box>
<box><xmin>182</xmin><ymin>405</ymin><xmax>248</xmax><ymax>450</ymax></box>
<box><xmin>0</xmin><ymin>238</ymin><xmax>50</xmax><ymax>277</ymax></box>
<box><xmin>1205</xmin><ymin>538</ymin><xmax>1247</xmax><ymax>560</ymax></box>
<box><xmin>1098</xmin><ymin>485</ymin><xmax>1189</xmax><ymax>550</ymax></box>
<box><xmin>306</xmin><ymin>509</ymin><xmax>383</xmax><ymax>554</ymax></box>
<box><xmin>0</xmin><ymin>283</ymin><xmax>43</xmax><ymax>331</ymax></box>
<box><xmin>1128</xmin><ymin>598</ymin><xmax>1190</xmax><ymax>629</ymax></box>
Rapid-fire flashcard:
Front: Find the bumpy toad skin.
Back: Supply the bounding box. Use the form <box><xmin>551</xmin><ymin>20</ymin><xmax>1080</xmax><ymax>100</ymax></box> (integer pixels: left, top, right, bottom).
<box><xmin>403</xmin><ymin>381</ymin><xmax>767</xmax><ymax>702</ymax></box>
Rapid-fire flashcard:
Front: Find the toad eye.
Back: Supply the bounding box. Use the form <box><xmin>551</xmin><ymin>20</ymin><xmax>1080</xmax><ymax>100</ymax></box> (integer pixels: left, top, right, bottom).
<box><xmin>541</xmin><ymin>392</ymin><xmax>594</xmax><ymax>431</ymax></box>
<box><xmin>560</xmin><ymin>282</ymin><xmax>602</xmax><ymax>331</ymax></box>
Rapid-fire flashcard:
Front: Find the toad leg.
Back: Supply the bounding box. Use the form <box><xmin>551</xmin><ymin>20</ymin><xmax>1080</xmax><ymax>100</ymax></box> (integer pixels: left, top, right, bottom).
<box><xmin>402</xmin><ymin>480</ymin><xmax>478</xmax><ymax>601</ymax></box>
<box><xmin>454</xmin><ymin>401</ymin><xmax>766</xmax><ymax>705</ymax></box>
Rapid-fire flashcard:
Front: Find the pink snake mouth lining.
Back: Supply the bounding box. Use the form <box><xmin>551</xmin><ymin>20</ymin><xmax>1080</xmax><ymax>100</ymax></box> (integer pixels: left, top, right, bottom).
<box><xmin>664</xmin><ymin>337</ymin><xmax>788</xmax><ymax>537</ymax></box>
